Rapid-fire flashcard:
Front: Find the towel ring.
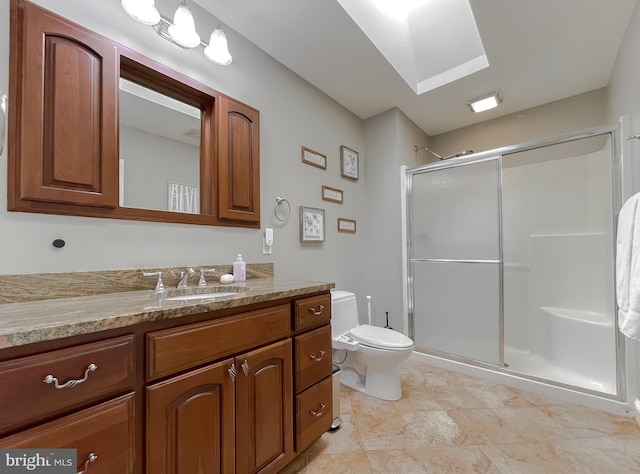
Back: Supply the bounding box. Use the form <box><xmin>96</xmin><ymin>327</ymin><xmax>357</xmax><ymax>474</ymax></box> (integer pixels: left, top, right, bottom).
<box><xmin>274</xmin><ymin>196</ymin><xmax>291</xmax><ymax>222</ymax></box>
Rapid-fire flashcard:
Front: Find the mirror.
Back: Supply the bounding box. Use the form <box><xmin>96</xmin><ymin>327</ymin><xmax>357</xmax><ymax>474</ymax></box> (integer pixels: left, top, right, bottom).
<box><xmin>119</xmin><ymin>78</ymin><xmax>201</xmax><ymax>214</ymax></box>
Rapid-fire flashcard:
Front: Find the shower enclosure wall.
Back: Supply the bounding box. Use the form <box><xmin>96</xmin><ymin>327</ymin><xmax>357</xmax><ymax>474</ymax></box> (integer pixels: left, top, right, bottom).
<box><xmin>406</xmin><ymin>126</ymin><xmax>624</xmax><ymax>403</ymax></box>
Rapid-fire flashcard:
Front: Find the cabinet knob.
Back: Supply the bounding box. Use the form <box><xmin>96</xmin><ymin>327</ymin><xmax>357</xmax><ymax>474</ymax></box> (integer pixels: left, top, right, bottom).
<box><xmin>309</xmin><ymin>403</ymin><xmax>326</xmax><ymax>418</ymax></box>
<box><xmin>309</xmin><ymin>350</ymin><xmax>325</xmax><ymax>362</ymax></box>
<box><xmin>308</xmin><ymin>305</ymin><xmax>324</xmax><ymax>316</ymax></box>
<box><xmin>241</xmin><ymin>360</ymin><xmax>250</xmax><ymax>376</ymax></box>
<box><xmin>43</xmin><ymin>364</ymin><xmax>97</xmax><ymax>389</ymax></box>
<box><xmin>77</xmin><ymin>452</ymin><xmax>97</xmax><ymax>473</ymax></box>
<box><xmin>228</xmin><ymin>363</ymin><xmax>237</xmax><ymax>382</ymax></box>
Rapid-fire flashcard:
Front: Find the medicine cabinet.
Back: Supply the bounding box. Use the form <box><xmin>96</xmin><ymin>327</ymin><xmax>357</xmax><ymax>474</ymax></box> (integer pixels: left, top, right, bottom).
<box><xmin>7</xmin><ymin>0</ymin><xmax>260</xmax><ymax>227</ymax></box>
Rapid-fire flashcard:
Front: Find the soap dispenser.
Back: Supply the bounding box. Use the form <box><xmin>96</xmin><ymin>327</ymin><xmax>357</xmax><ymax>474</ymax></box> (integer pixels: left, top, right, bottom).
<box><xmin>233</xmin><ymin>254</ymin><xmax>246</xmax><ymax>282</ymax></box>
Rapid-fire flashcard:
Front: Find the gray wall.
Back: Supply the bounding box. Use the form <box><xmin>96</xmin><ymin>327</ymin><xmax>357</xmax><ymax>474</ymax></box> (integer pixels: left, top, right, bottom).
<box><xmin>363</xmin><ymin>109</ymin><xmax>428</xmax><ymax>331</ymax></box>
<box><xmin>429</xmin><ymin>88</ymin><xmax>608</xmax><ymax>156</ymax></box>
<box><xmin>0</xmin><ymin>0</ymin><xmax>367</xmax><ymax>306</ymax></box>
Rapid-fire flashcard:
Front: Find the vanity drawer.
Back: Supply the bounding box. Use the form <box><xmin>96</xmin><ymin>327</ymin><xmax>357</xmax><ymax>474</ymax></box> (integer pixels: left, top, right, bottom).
<box><xmin>295</xmin><ymin>376</ymin><xmax>332</xmax><ymax>452</ymax></box>
<box><xmin>0</xmin><ymin>335</ymin><xmax>135</xmax><ymax>433</ymax></box>
<box><xmin>0</xmin><ymin>393</ymin><xmax>135</xmax><ymax>474</ymax></box>
<box><xmin>147</xmin><ymin>304</ymin><xmax>291</xmax><ymax>380</ymax></box>
<box><xmin>295</xmin><ymin>325</ymin><xmax>332</xmax><ymax>393</ymax></box>
<box><xmin>294</xmin><ymin>294</ymin><xmax>331</xmax><ymax>331</ymax></box>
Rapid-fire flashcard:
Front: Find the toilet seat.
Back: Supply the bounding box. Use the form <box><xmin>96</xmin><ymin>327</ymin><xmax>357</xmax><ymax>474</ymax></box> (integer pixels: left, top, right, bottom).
<box><xmin>348</xmin><ymin>325</ymin><xmax>414</xmax><ymax>351</ymax></box>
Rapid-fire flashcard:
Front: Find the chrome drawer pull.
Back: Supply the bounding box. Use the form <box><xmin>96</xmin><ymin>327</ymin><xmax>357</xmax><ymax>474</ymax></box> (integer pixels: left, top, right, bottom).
<box><xmin>308</xmin><ymin>305</ymin><xmax>324</xmax><ymax>316</ymax></box>
<box><xmin>242</xmin><ymin>360</ymin><xmax>250</xmax><ymax>376</ymax></box>
<box><xmin>228</xmin><ymin>363</ymin><xmax>237</xmax><ymax>382</ymax></box>
<box><xmin>78</xmin><ymin>452</ymin><xmax>97</xmax><ymax>473</ymax></box>
<box><xmin>44</xmin><ymin>364</ymin><xmax>97</xmax><ymax>389</ymax></box>
<box><xmin>309</xmin><ymin>350</ymin><xmax>325</xmax><ymax>362</ymax></box>
<box><xmin>309</xmin><ymin>403</ymin><xmax>326</xmax><ymax>417</ymax></box>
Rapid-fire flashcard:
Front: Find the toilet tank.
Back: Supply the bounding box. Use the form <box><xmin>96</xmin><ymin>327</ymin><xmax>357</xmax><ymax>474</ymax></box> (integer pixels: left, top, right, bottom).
<box><xmin>331</xmin><ymin>290</ymin><xmax>360</xmax><ymax>338</ymax></box>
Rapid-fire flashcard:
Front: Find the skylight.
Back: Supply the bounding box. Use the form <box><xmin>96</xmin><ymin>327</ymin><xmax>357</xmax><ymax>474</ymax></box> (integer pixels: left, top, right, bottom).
<box><xmin>336</xmin><ymin>0</ymin><xmax>488</xmax><ymax>94</ymax></box>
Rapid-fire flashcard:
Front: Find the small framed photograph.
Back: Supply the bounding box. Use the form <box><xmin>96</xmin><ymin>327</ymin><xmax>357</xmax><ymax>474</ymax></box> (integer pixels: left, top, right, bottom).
<box><xmin>337</xmin><ymin>217</ymin><xmax>357</xmax><ymax>233</ymax></box>
<box><xmin>300</xmin><ymin>206</ymin><xmax>325</xmax><ymax>242</ymax></box>
<box><xmin>301</xmin><ymin>146</ymin><xmax>327</xmax><ymax>170</ymax></box>
<box><xmin>340</xmin><ymin>145</ymin><xmax>359</xmax><ymax>180</ymax></box>
<box><xmin>321</xmin><ymin>185</ymin><xmax>343</xmax><ymax>204</ymax></box>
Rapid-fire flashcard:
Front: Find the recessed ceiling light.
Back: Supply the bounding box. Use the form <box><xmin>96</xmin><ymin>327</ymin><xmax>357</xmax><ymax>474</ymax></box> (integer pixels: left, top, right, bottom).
<box><xmin>467</xmin><ymin>90</ymin><xmax>503</xmax><ymax>113</ymax></box>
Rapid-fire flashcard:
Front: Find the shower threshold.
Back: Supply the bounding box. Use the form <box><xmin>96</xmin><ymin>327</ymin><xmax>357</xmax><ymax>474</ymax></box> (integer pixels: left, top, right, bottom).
<box><xmin>503</xmin><ymin>347</ymin><xmax>616</xmax><ymax>396</ymax></box>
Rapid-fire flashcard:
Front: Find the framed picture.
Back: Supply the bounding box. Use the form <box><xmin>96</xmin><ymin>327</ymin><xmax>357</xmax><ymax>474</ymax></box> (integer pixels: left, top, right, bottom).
<box><xmin>301</xmin><ymin>146</ymin><xmax>327</xmax><ymax>170</ymax></box>
<box><xmin>337</xmin><ymin>217</ymin><xmax>357</xmax><ymax>233</ymax></box>
<box><xmin>321</xmin><ymin>185</ymin><xmax>343</xmax><ymax>204</ymax></box>
<box><xmin>300</xmin><ymin>206</ymin><xmax>325</xmax><ymax>242</ymax></box>
<box><xmin>340</xmin><ymin>145</ymin><xmax>359</xmax><ymax>180</ymax></box>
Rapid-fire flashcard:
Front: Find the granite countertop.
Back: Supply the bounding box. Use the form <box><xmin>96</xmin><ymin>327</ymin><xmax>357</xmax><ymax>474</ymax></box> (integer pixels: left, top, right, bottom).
<box><xmin>0</xmin><ymin>278</ymin><xmax>334</xmax><ymax>349</ymax></box>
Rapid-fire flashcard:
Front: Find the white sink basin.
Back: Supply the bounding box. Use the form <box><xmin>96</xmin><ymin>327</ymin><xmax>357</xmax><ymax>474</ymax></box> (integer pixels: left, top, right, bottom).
<box><xmin>163</xmin><ymin>291</ymin><xmax>239</xmax><ymax>302</ymax></box>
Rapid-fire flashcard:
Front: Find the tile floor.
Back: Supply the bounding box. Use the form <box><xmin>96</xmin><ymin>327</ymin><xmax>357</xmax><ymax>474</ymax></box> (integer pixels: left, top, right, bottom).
<box><xmin>282</xmin><ymin>359</ymin><xmax>640</xmax><ymax>473</ymax></box>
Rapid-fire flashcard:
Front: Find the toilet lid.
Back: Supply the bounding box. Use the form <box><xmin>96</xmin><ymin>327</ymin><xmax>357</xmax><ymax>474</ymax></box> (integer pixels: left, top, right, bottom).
<box><xmin>348</xmin><ymin>325</ymin><xmax>414</xmax><ymax>350</ymax></box>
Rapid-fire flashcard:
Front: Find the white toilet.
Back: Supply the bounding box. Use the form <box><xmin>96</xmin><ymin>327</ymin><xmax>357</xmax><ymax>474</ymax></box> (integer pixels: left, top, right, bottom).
<box><xmin>331</xmin><ymin>290</ymin><xmax>414</xmax><ymax>401</ymax></box>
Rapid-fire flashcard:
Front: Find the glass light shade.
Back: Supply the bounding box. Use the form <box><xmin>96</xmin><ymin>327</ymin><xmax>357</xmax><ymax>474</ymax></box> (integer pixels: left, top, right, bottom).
<box><xmin>204</xmin><ymin>27</ymin><xmax>232</xmax><ymax>65</ymax></box>
<box><xmin>121</xmin><ymin>0</ymin><xmax>161</xmax><ymax>25</ymax></box>
<box><xmin>168</xmin><ymin>2</ymin><xmax>201</xmax><ymax>48</ymax></box>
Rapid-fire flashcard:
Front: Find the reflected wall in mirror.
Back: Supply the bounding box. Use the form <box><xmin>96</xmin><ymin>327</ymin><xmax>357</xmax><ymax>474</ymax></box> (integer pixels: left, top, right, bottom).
<box><xmin>119</xmin><ymin>79</ymin><xmax>201</xmax><ymax>213</ymax></box>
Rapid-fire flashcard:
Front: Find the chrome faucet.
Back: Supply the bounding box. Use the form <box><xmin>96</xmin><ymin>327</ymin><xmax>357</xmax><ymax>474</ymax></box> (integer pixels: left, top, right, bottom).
<box><xmin>142</xmin><ymin>271</ymin><xmax>165</xmax><ymax>292</ymax></box>
<box><xmin>198</xmin><ymin>268</ymin><xmax>216</xmax><ymax>288</ymax></box>
<box><xmin>177</xmin><ymin>268</ymin><xmax>196</xmax><ymax>289</ymax></box>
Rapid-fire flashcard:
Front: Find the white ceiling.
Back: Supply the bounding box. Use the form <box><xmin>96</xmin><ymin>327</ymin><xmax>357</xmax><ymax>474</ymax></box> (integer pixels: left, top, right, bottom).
<box><xmin>194</xmin><ymin>0</ymin><xmax>638</xmax><ymax>136</ymax></box>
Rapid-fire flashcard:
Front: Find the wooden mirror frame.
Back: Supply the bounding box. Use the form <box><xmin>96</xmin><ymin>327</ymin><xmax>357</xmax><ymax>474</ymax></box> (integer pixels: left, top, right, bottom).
<box><xmin>116</xmin><ymin>52</ymin><xmax>218</xmax><ymax>224</ymax></box>
<box><xmin>7</xmin><ymin>0</ymin><xmax>260</xmax><ymax>228</ymax></box>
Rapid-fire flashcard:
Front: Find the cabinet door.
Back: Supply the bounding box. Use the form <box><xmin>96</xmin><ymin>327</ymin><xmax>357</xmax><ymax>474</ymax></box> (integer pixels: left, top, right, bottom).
<box><xmin>10</xmin><ymin>0</ymin><xmax>118</xmax><ymax>207</ymax></box>
<box><xmin>0</xmin><ymin>393</ymin><xmax>135</xmax><ymax>474</ymax></box>
<box><xmin>217</xmin><ymin>96</ymin><xmax>260</xmax><ymax>224</ymax></box>
<box><xmin>146</xmin><ymin>358</ymin><xmax>235</xmax><ymax>474</ymax></box>
<box><xmin>236</xmin><ymin>339</ymin><xmax>293</xmax><ymax>474</ymax></box>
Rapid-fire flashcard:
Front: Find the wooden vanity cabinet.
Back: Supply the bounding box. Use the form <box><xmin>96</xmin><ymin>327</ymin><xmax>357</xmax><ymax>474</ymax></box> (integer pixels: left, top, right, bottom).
<box><xmin>0</xmin><ymin>291</ymin><xmax>333</xmax><ymax>474</ymax></box>
<box><xmin>145</xmin><ymin>304</ymin><xmax>295</xmax><ymax>474</ymax></box>
<box><xmin>0</xmin><ymin>335</ymin><xmax>137</xmax><ymax>473</ymax></box>
<box><xmin>146</xmin><ymin>340</ymin><xmax>293</xmax><ymax>474</ymax></box>
<box><xmin>292</xmin><ymin>295</ymin><xmax>333</xmax><ymax>453</ymax></box>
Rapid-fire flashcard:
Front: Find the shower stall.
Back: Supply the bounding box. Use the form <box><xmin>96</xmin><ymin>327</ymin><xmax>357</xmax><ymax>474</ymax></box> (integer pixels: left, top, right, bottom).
<box><xmin>405</xmin><ymin>125</ymin><xmax>625</xmax><ymax>402</ymax></box>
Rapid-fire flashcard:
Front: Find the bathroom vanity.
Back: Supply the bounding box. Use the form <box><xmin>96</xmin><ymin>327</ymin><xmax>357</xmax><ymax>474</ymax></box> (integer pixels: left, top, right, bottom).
<box><xmin>0</xmin><ymin>278</ymin><xmax>334</xmax><ymax>473</ymax></box>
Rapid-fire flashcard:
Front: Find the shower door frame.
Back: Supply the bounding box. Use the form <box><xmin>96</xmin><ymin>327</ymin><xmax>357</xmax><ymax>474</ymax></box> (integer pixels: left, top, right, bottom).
<box><xmin>405</xmin><ymin>123</ymin><xmax>626</xmax><ymax>401</ymax></box>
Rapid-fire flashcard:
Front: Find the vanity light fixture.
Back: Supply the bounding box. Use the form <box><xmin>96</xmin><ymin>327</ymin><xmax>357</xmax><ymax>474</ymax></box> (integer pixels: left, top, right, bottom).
<box><xmin>167</xmin><ymin>2</ymin><xmax>200</xmax><ymax>48</ymax></box>
<box><xmin>204</xmin><ymin>27</ymin><xmax>232</xmax><ymax>65</ymax></box>
<box><xmin>121</xmin><ymin>0</ymin><xmax>160</xmax><ymax>25</ymax></box>
<box><xmin>467</xmin><ymin>90</ymin><xmax>502</xmax><ymax>113</ymax></box>
<box><xmin>121</xmin><ymin>0</ymin><xmax>233</xmax><ymax>65</ymax></box>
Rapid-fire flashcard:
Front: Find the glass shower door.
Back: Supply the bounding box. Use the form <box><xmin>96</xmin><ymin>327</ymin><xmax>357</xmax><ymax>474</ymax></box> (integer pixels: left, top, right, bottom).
<box><xmin>409</xmin><ymin>157</ymin><xmax>502</xmax><ymax>365</ymax></box>
<box><xmin>501</xmin><ymin>135</ymin><xmax>618</xmax><ymax>394</ymax></box>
